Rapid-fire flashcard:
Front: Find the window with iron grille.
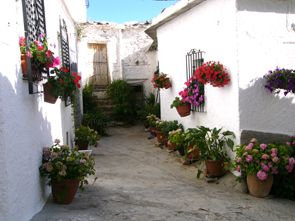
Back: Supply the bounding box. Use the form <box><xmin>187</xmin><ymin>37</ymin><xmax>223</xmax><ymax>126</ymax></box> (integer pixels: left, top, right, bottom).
<box><xmin>60</xmin><ymin>19</ymin><xmax>70</xmax><ymax>69</ymax></box>
<box><xmin>185</xmin><ymin>49</ymin><xmax>205</xmax><ymax>112</ymax></box>
<box><xmin>22</xmin><ymin>0</ymin><xmax>47</xmax><ymax>94</ymax></box>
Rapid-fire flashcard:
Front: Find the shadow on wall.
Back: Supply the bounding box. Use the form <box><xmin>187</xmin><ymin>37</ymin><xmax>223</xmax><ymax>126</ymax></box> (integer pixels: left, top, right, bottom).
<box><xmin>237</xmin><ymin>0</ymin><xmax>295</xmax><ymax>14</ymax></box>
<box><xmin>239</xmin><ymin>77</ymin><xmax>295</xmax><ymax>144</ymax></box>
<box><xmin>0</xmin><ymin>72</ymin><xmax>53</xmax><ymax>219</ymax></box>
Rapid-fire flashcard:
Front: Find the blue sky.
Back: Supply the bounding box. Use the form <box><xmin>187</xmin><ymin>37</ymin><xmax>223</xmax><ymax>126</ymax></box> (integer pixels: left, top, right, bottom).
<box><xmin>87</xmin><ymin>0</ymin><xmax>176</xmax><ymax>23</ymax></box>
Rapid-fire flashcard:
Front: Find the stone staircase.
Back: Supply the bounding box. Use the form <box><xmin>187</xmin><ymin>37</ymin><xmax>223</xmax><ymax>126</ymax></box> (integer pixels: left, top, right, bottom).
<box><xmin>92</xmin><ymin>85</ymin><xmax>113</xmax><ymax>117</ymax></box>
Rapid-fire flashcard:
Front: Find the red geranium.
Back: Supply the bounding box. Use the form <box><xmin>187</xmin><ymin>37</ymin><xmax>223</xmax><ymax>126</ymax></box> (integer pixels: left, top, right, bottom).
<box><xmin>195</xmin><ymin>61</ymin><xmax>230</xmax><ymax>87</ymax></box>
<box><xmin>151</xmin><ymin>72</ymin><xmax>172</xmax><ymax>89</ymax></box>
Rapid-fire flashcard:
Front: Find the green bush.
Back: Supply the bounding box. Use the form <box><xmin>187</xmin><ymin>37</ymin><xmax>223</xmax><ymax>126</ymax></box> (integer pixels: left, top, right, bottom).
<box><xmin>137</xmin><ymin>93</ymin><xmax>160</xmax><ymax>127</ymax></box>
<box><xmin>82</xmin><ymin>84</ymin><xmax>96</xmax><ymax>113</ymax></box>
<box><xmin>82</xmin><ymin>111</ymin><xmax>109</xmax><ymax>136</ymax></box>
<box><xmin>106</xmin><ymin>80</ymin><xmax>136</xmax><ymax>123</ymax></box>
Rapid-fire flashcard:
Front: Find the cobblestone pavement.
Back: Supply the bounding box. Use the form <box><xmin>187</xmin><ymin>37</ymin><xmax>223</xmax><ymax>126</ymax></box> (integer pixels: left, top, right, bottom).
<box><xmin>31</xmin><ymin>126</ymin><xmax>295</xmax><ymax>221</ymax></box>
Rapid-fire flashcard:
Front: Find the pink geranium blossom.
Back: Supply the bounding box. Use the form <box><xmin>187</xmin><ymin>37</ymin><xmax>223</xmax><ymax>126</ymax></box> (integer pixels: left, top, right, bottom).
<box><xmin>261</xmin><ymin>154</ymin><xmax>269</xmax><ymax>160</ymax></box>
<box><xmin>246</xmin><ymin>155</ymin><xmax>253</xmax><ymax>162</ymax></box>
<box><xmin>257</xmin><ymin>170</ymin><xmax>268</xmax><ymax>181</ymax></box>
<box><xmin>260</xmin><ymin>143</ymin><xmax>267</xmax><ymax>150</ymax></box>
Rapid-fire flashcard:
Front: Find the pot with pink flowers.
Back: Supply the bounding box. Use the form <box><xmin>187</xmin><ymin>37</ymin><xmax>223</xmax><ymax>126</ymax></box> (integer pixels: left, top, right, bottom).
<box><xmin>234</xmin><ymin>139</ymin><xmax>294</xmax><ymax>198</ymax></box>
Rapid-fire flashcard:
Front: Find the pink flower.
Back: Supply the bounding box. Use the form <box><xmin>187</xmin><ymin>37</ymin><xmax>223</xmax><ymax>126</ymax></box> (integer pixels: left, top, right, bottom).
<box><xmin>250</xmin><ymin>138</ymin><xmax>257</xmax><ymax>143</ymax></box>
<box><xmin>267</xmin><ymin>162</ymin><xmax>273</xmax><ymax>168</ymax></box>
<box><xmin>260</xmin><ymin>143</ymin><xmax>267</xmax><ymax>150</ymax></box>
<box><xmin>19</xmin><ymin>36</ymin><xmax>25</xmax><ymax>46</ymax></box>
<box><xmin>246</xmin><ymin>155</ymin><xmax>253</xmax><ymax>162</ymax></box>
<box><xmin>236</xmin><ymin>157</ymin><xmax>242</xmax><ymax>163</ymax></box>
<box><xmin>262</xmin><ymin>164</ymin><xmax>270</xmax><ymax>172</ymax></box>
<box><xmin>271</xmin><ymin>152</ymin><xmax>277</xmax><ymax>158</ymax></box>
<box><xmin>245</xmin><ymin>143</ymin><xmax>253</xmax><ymax>151</ymax></box>
<box><xmin>257</xmin><ymin>170</ymin><xmax>268</xmax><ymax>181</ymax></box>
<box><xmin>286</xmin><ymin>157</ymin><xmax>295</xmax><ymax>173</ymax></box>
<box><xmin>52</xmin><ymin>56</ymin><xmax>60</xmax><ymax>67</ymax></box>
<box><xmin>286</xmin><ymin>142</ymin><xmax>291</xmax><ymax>146</ymax></box>
<box><xmin>271</xmin><ymin>148</ymin><xmax>277</xmax><ymax>154</ymax></box>
<box><xmin>26</xmin><ymin>51</ymin><xmax>32</xmax><ymax>58</ymax></box>
<box><xmin>236</xmin><ymin>165</ymin><xmax>241</xmax><ymax>172</ymax></box>
<box><xmin>261</xmin><ymin>154</ymin><xmax>269</xmax><ymax>160</ymax></box>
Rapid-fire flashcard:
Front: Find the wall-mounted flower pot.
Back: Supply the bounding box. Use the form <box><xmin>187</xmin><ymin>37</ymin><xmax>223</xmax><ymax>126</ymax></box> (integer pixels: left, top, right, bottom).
<box><xmin>247</xmin><ymin>174</ymin><xmax>273</xmax><ymax>198</ymax></box>
<box><xmin>205</xmin><ymin>160</ymin><xmax>225</xmax><ymax>178</ymax></box>
<box><xmin>21</xmin><ymin>54</ymin><xmax>27</xmax><ymax>79</ymax></box>
<box><xmin>164</xmin><ymin>81</ymin><xmax>172</xmax><ymax>89</ymax></box>
<box><xmin>176</xmin><ymin>104</ymin><xmax>191</xmax><ymax>117</ymax></box>
<box><xmin>51</xmin><ymin>179</ymin><xmax>80</xmax><ymax>204</ymax></box>
<box><xmin>43</xmin><ymin>82</ymin><xmax>57</xmax><ymax>104</ymax></box>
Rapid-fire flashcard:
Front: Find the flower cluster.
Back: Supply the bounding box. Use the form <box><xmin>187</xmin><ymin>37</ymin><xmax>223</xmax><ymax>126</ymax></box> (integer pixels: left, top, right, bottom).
<box><xmin>146</xmin><ymin>114</ymin><xmax>160</xmax><ymax>128</ymax></box>
<box><xmin>151</xmin><ymin>72</ymin><xmax>172</xmax><ymax>89</ymax></box>
<box><xmin>264</xmin><ymin>68</ymin><xmax>295</xmax><ymax>96</ymax></box>
<box><xmin>234</xmin><ymin>138</ymin><xmax>293</xmax><ymax>181</ymax></box>
<box><xmin>178</xmin><ymin>76</ymin><xmax>204</xmax><ymax>107</ymax></box>
<box><xmin>195</xmin><ymin>61</ymin><xmax>230</xmax><ymax>87</ymax></box>
<box><xmin>19</xmin><ymin>35</ymin><xmax>60</xmax><ymax>70</ymax></box>
<box><xmin>39</xmin><ymin>141</ymin><xmax>95</xmax><ymax>186</ymax></box>
<box><xmin>48</xmin><ymin>67</ymin><xmax>81</xmax><ymax>101</ymax></box>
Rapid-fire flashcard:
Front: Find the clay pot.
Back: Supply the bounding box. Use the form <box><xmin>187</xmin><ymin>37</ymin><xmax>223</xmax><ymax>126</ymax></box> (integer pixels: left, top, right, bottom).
<box><xmin>21</xmin><ymin>54</ymin><xmax>27</xmax><ymax>78</ymax></box>
<box><xmin>156</xmin><ymin>131</ymin><xmax>167</xmax><ymax>145</ymax></box>
<box><xmin>76</xmin><ymin>140</ymin><xmax>89</xmax><ymax>150</ymax></box>
<box><xmin>247</xmin><ymin>174</ymin><xmax>273</xmax><ymax>198</ymax></box>
<box><xmin>176</xmin><ymin>104</ymin><xmax>191</xmax><ymax>117</ymax></box>
<box><xmin>51</xmin><ymin>179</ymin><xmax>80</xmax><ymax>204</ymax></box>
<box><xmin>205</xmin><ymin>160</ymin><xmax>224</xmax><ymax>178</ymax></box>
<box><xmin>186</xmin><ymin>146</ymin><xmax>200</xmax><ymax>161</ymax></box>
<box><xmin>164</xmin><ymin>81</ymin><xmax>172</xmax><ymax>89</ymax></box>
<box><xmin>167</xmin><ymin>141</ymin><xmax>176</xmax><ymax>151</ymax></box>
<box><xmin>43</xmin><ymin>82</ymin><xmax>57</xmax><ymax>104</ymax></box>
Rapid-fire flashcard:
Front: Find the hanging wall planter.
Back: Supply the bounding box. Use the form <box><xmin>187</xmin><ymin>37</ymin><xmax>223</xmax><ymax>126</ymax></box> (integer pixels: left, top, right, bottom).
<box><xmin>21</xmin><ymin>53</ymin><xmax>28</xmax><ymax>79</ymax></box>
<box><xmin>43</xmin><ymin>82</ymin><xmax>57</xmax><ymax>104</ymax></box>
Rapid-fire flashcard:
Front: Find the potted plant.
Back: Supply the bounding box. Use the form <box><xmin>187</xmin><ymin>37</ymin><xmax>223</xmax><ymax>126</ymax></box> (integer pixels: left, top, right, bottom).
<box><xmin>146</xmin><ymin>114</ymin><xmax>161</xmax><ymax>136</ymax></box>
<box><xmin>151</xmin><ymin>72</ymin><xmax>172</xmax><ymax>89</ymax></box>
<box><xmin>195</xmin><ymin>61</ymin><xmax>230</xmax><ymax>87</ymax></box>
<box><xmin>19</xmin><ymin>35</ymin><xmax>60</xmax><ymax>81</ymax></box>
<box><xmin>170</xmin><ymin>97</ymin><xmax>191</xmax><ymax>117</ymax></box>
<box><xmin>168</xmin><ymin>128</ymin><xmax>185</xmax><ymax>153</ymax></box>
<box><xmin>178</xmin><ymin>76</ymin><xmax>205</xmax><ymax>108</ymax></box>
<box><xmin>182</xmin><ymin>128</ymin><xmax>204</xmax><ymax>164</ymax></box>
<box><xmin>39</xmin><ymin>140</ymin><xmax>95</xmax><ymax>204</ymax></box>
<box><xmin>155</xmin><ymin>120</ymin><xmax>183</xmax><ymax>146</ymax></box>
<box><xmin>45</xmin><ymin>67</ymin><xmax>81</xmax><ymax>103</ymax></box>
<box><xmin>264</xmin><ymin>67</ymin><xmax>295</xmax><ymax>96</ymax></box>
<box><xmin>198</xmin><ymin>126</ymin><xmax>235</xmax><ymax>178</ymax></box>
<box><xmin>234</xmin><ymin>139</ymin><xmax>294</xmax><ymax>198</ymax></box>
<box><xmin>75</xmin><ymin>125</ymin><xmax>99</xmax><ymax>150</ymax></box>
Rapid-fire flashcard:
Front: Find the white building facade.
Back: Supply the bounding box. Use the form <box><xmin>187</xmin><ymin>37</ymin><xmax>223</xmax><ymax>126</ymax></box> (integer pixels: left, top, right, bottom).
<box><xmin>0</xmin><ymin>0</ymin><xmax>86</xmax><ymax>220</ymax></box>
<box><xmin>146</xmin><ymin>0</ymin><xmax>295</xmax><ymax>144</ymax></box>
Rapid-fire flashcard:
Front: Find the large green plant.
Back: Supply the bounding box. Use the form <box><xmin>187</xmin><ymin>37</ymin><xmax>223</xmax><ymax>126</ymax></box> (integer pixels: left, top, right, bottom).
<box><xmin>137</xmin><ymin>93</ymin><xmax>160</xmax><ymax>126</ymax></box>
<box><xmin>82</xmin><ymin>111</ymin><xmax>108</xmax><ymax>136</ymax></box>
<box><xmin>198</xmin><ymin>126</ymin><xmax>235</xmax><ymax>161</ymax></box>
<box><xmin>75</xmin><ymin>125</ymin><xmax>99</xmax><ymax>146</ymax></box>
<box><xmin>106</xmin><ymin>80</ymin><xmax>136</xmax><ymax>123</ymax></box>
<box><xmin>156</xmin><ymin>120</ymin><xmax>183</xmax><ymax>136</ymax></box>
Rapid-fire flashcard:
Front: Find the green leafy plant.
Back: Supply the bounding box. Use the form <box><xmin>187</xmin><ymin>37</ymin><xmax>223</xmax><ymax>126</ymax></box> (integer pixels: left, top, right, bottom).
<box><xmin>137</xmin><ymin>93</ymin><xmax>160</xmax><ymax>127</ymax></box>
<box><xmin>198</xmin><ymin>126</ymin><xmax>235</xmax><ymax>161</ymax></box>
<box><xmin>156</xmin><ymin>120</ymin><xmax>183</xmax><ymax>137</ymax></box>
<box><xmin>146</xmin><ymin>114</ymin><xmax>160</xmax><ymax>128</ymax></box>
<box><xmin>170</xmin><ymin>97</ymin><xmax>188</xmax><ymax>108</ymax></box>
<box><xmin>39</xmin><ymin>141</ymin><xmax>95</xmax><ymax>187</ymax></box>
<box><xmin>75</xmin><ymin>126</ymin><xmax>99</xmax><ymax>146</ymax></box>
<box><xmin>106</xmin><ymin>80</ymin><xmax>136</xmax><ymax>123</ymax></box>
<box><xmin>82</xmin><ymin>111</ymin><xmax>109</xmax><ymax>136</ymax></box>
<box><xmin>168</xmin><ymin>129</ymin><xmax>185</xmax><ymax>147</ymax></box>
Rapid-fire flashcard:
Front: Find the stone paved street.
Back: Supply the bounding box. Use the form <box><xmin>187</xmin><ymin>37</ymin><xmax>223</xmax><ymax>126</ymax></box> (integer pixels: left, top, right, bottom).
<box><xmin>31</xmin><ymin>126</ymin><xmax>295</xmax><ymax>221</ymax></box>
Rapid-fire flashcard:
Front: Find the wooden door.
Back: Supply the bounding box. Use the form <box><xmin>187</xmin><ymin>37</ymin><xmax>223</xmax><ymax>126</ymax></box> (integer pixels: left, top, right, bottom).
<box><xmin>88</xmin><ymin>43</ymin><xmax>109</xmax><ymax>86</ymax></box>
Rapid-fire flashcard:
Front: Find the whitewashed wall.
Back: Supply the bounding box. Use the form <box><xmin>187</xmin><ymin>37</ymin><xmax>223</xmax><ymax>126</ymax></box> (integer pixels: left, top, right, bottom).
<box><xmin>0</xmin><ymin>0</ymin><xmax>86</xmax><ymax>220</ymax></box>
<box><xmin>157</xmin><ymin>0</ymin><xmax>240</xmax><ymax>138</ymax></box>
<box><xmin>78</xmin><ymin>23</ymin><xmax>157</xmax><ymax>95</ymax></box>
<box><xmin>237</xmin><ymin>0</ymin><xmax>295</xmax><ymax>136</ymax></box>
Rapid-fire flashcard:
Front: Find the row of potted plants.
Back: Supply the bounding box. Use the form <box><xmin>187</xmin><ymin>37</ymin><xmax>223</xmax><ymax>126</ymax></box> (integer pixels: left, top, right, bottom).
<box><xmin>170</xmin><ymin>61</ymin><xmax>231</xmax><ymax>117</ymax></box>
<box><xmin>146</xmin><ymin>114</ymin><xmax>295</xmax><ymax>198</ymax></box>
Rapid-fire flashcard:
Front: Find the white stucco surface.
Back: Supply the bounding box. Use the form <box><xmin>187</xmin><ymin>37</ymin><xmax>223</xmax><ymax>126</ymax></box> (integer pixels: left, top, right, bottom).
<box><xmin>156</xmin><ymin>0</ymin><xmax>240</xmax><ymax>138</ymax></box>
<box><xmin>0</xmin><ymin>0</ymin><xmax>85</xmax><ymax>220</ymax></box>
<box><xmin>78</xmin><ymin>23</ymin><xmax>157</xmax><ymax>95</ymax></box>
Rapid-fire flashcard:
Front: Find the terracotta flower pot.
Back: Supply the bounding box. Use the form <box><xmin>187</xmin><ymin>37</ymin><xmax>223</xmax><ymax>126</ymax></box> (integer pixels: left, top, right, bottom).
<box><xmin>205</xmin><ymin>160</ymin><xmax>225</xmax><ymax>178</ymax></box>
<box><xmin>247</xmin><ymin>174</ymin><xmax>273</xmax><ymax>198</ymax></box>
<box><xmin>167</xmin><ymin>141</ymin><xmax>176</xmax><ymax>151</ymax></box>
<box><xmin>186</xmin><ymin>146</ymin><xmax>200</xmax><ymax>161</ymax></box>
<box><xmin>156</xmin><ymin>131</ymin><xmax>167</xmax><ymax>145</ymax></box>
<box><xmin>21</xmin><ymin>53</ymin><xmax>27</xmax><ymax>78</ymax></box>
<box><xmin>176</xmin><ymin>104</ymin><xmax>191</xmax><ymax>117</ymax></box>
<box><xmin>43</xmin><ymin>82</ymin><xmax>57</xmax><ymax>104</ymax></box>
<box><xmin>51</xmin><ymin>179</ymin><xmax>80</xmax><ymax>204</ymax></box>
<box><xmin>164</xmin><ymin>81</ymin><xmax>172</xmax><ymax>89</ymax></box>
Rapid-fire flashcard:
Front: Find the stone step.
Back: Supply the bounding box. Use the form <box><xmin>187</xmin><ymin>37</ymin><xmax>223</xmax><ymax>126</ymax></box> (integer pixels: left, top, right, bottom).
<box><xmin>93</xmin><ymin>91</ymin><xmax>108</xmax><ymax>99</ymax></box>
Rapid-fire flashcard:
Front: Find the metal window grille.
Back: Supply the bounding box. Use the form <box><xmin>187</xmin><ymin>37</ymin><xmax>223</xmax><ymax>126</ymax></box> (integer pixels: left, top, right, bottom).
<box><xmin>185</xmin><ymin>49</ymin><xmax>205</xmax><ymax>112</ymax></box>
<box><xmin>60</xmin><ymin>19</ymin><xmax>70</xmax><ymax>69</ymax></box>
<box><xmin>22</xmin><ymin>0</ymin><xmax>47</xmax><ymax>94</ymax></box>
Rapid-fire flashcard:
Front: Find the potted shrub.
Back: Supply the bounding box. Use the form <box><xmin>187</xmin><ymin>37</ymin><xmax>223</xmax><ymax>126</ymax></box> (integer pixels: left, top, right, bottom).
<box><xmin>19</xmin><ymin>35</ymin><xmax>60</xmax><ymax>81</ymax></box>
<box><xmin>39</xmin><ymin>140</ymin><xmax>95</xmax><ymax>204</ymax></box>
<box><xmin>183</xmin><ymin>128</ymin><xmax>204</xmax><ymax>164</ymax></box>
<box><xmin>195</xmin><ymin>61</ymin><xmax>230</xmax><ymax>87</ymax></box>
<box><xmin>155</xmin><ymin>120</ymin><xmax>183</xmax><ymax>146</ymax></box>
<box><xmin>198</xmin><ymin>126</ymin><xmax>235</xmax><ymax>178</ymax></box>
<box><xmin>146</xmin><ymin>114</ymin><xmax>161</xmax><ymax>136</ymax></box>
<box><xmin>151</xmin><ymin>72</ymin><xmax>172</xmax><ymax>89</ymax></box>
<box><xmin>45</xmin><ymin>67</ymin><xmax>81</xmax><ymax>104</ymax></box>
<box><xmin>170</xmin><ymin>97</ymin><xmax>191</xmax><ymax>117</ymax></box>
<box><xmin>234</xmin><ymin>139</ymin><xmax>294</xmax><ymax>198</ymax></box>
<box><xmin>168</xmin><ymin>128</ymin><xmax>185</xmax><ymax>153</ymax></box>
<box><xmin>75</xmin><ymin>126</ymin><xmax>99</xmax><ymax>150</ymax></box>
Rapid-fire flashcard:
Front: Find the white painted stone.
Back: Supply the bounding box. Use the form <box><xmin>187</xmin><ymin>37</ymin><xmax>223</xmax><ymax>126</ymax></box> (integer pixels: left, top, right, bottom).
<box><xmin>0</xmin><ymin>0</ymin><xmax>86</xmax><ymax>220</ymax></box>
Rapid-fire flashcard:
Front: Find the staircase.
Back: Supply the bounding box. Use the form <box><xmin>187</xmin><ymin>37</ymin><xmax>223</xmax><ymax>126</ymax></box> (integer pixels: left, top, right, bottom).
<box><xmin>92</xmin><ymin>85</ymin><xmax>113</xmax><ymax>117</ymax></box>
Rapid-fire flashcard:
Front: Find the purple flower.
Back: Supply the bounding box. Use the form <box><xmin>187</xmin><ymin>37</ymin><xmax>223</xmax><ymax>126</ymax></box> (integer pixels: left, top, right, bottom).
<box><xmin>271</xmin><ymin>152</ymin><xmax>277</xmax><ymax>158</ymax></box>
<box><xmin>245</xmin><ymin>143</ymin><xmax>253</xmax><ymax>151</ymax></box>
<box><xmin>262</xmin><ymin>164</ymin><xmax>270</xmax><ymax>172</ymax></box>
<box><xmin>246</xmin><ymin>155</ymin><xmax>253</xmax><ymax>162</ymax></box>
<box><xmin>260</xmin><ymin>143</ymin><xmax>267</xmax><ymax>150</ymax></box>
<box><xmin>257</xmin><ymin>170</ymin><xmax>268</xmax><ymax>181</ymax></box>
<box><xmin>236</xmin><ymin>157</ymin><xmax>242</xmax><ymax>163</ymax></box>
